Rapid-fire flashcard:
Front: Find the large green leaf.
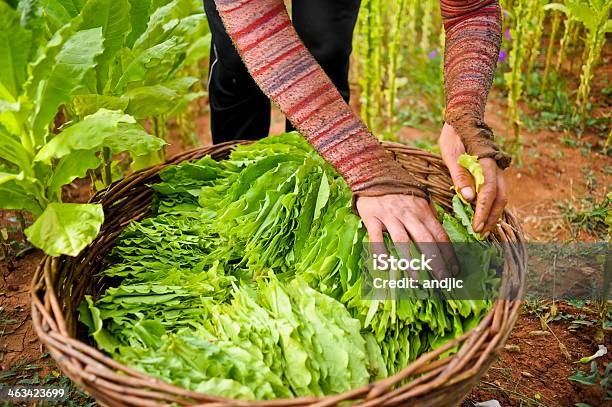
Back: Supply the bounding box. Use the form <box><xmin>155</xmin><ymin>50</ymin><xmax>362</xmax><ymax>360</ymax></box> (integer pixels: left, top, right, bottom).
<box><xmin>29</xmin><ymin>26</ymin><xmax>105</xmax><ymax>147</ymax></box>
<box><xmin>34</xmin><ymin>108</ymin><xmax>164</xmax><ymax>162</ymax></box>
<box><xmin>132</xmin><ymin>0</ymin><xmax>201</xmax><ymax>51</ymax></box>
<box><xmin>16</xmin><ymin>0</ymin><xmax>48</xmax><ymax>54</ymax></box>
<box><xmin>126</xmin><ymin>0</ymin><xmax>153</xmax><ymax>48</ymax></box>
<box><xmin>113</xmin><ymin>37</ymin><xmax>187</xmax><ymax>94</ymax></box>
<box><xmin>0</xmin><ymin>171</ymin><xmax>25</xmax><ymax>187</ymax></box>
<box><xmin>69</xmin><ymin>94</ymin><xmax>129</xmax><ymax>118</ymax></box>
<box><xmin>25</xmin><ymin>16</ymin><xmax>80</xmax><ymax>107</ymax></box>
<box><xmin>457</xmin><ymin>153</ymin><xmax>484</xmax><ymax>192</ymax></box>
<box><xmin>185</xmin><ymin>33</ymin><xmax>211</xmax><ymax>67</ymax></box>
<box><xmin>38</xmin><ymin>0</ymin><xmax>86</xmax><ymax>32</ymax></box>
<box><xmin>46</xmin><ymin>149</ymin><xmax>100</xmax><ymax>199</ymax></box>
<box><xmin>0</xmin><ymin>2</ymin><xmax>33</xmax><ymax>99</ymax></box>
<box><xmin>0</xmin><ymin>185</ymin><xmax>43</xmax><ymax>216</ymax></box>
<box><xmin>25</xmin><ymin>202</ymin><xmax>104</xmax><ymax>256</ymax></box>
<box><xmin>0</xmin><ymin>123</ymin><xmax>32</xmax><ymax>171</ymax></box>
<box><xmin>566</xmin><ymin>0</ymin><xmax>598</xmax><ymax>30</ymax></box>
<box><xmin>79</xmin><ymin>0</ymin><xmax>131</xmax><ymax>93</ymax></box>
<box><xmin>106</xmin><ymin>124</ymin><xmax>166</xmax><ymax>157</ymax></box>
<box><xmin>0</xmin><ymin>172</ymin><xmax>44</xmax><ymax>216</ymax></box>
<box><xmin>123</xmin><ymin>77</ymin><xmax>198</xmax><ymax>118</ymax></box>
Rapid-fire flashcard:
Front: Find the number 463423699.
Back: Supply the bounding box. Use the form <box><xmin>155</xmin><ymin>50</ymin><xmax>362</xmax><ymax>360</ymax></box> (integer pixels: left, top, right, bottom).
<box><xmin>1</xmin><ymin>386</ymin><xmax>68</xmax><ymax>402</ymax></box>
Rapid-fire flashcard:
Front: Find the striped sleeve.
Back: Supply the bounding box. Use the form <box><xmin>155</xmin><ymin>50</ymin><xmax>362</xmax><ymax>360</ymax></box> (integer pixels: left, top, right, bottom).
<box><xmin>212</xmin><ymin>0</ymin><xmax>426</xmax><ymax>200</ymax></box>
<box><xmin>441</xmin><ymin>0</ymin><xmax>511</xmax><ymax>168</ymax></box>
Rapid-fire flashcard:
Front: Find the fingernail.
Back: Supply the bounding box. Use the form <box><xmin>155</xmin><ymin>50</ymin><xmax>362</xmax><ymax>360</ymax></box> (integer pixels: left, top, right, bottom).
<box><xmin>461</xmin><ymin>187</ymin><xmax>475</xmax><ymax>201</ymax></box>
<box><xmin>475</xmin><ymin>222</ymin><xmax>484</xmax><ymax>232</ymax></box>
<box><xmin>482</xmin><ymin>231</ymin><xmax>490</xmax><ymax>239</ymax></box>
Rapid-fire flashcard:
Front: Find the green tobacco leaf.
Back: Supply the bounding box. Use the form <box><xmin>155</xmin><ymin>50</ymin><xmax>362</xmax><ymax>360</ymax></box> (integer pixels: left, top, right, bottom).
<box><xmin>0</xmin><ymin>172</ymin><xmax>42</xmax><ymax>216</ymax></box>
<box><xmin>130</xmin><ymin>151</ymin><xmax>163</xmax><ymax>171</ymax></box>
<box><xmin>38</xmin><ymin>0</ymin><xmax>85</xmax><ymax>32</ymax></box>
<box><xmin>0</xmin><ymin>123</ymin><xmax>31</xmax><ymax>170</ymax></box>
<box><xmin>79</xmin><ymin>0</ymin><xmax>130</xmax><ymax>92</ymax></box>
<box><xmin>25</xmin><ymin>14</ymin><xmax>80</xmax><ymax>101</ymax></box>
<box><xmin>451</xmin><ymin>195</ymin><xmax>482</xmax><ymax>241</ymax></box>
<box><xmin>69</xmin><ymin>94</ymin><xmax>129</xmax><ymax>118</ymax></box>
<box><xmin>16</xmin><ymin>0</ymin><xmax>48</xmax><ymax>54</ymax></box>
<box><xmin>0</xmin><ymin>171</ymin><xmax>25</xmax><ymax>187</ymax></box>
<box><xmin>568</xmin><ymin>362</ymin><xmax>599</xmax><ymax>386</ymax></box>
<box><xmin>543</xmin><ymin>3</ymin><xmax>568</xmax><ymax>14</ymax></box>
<box><xmin>123</xmin><ymin>77</ymin><xmax>198</xmax><ymax>118</ymax></box>
<box><xmin>457</xmin><ymin>153</ymin><xmax>484</xmax><ymax>192</ymax></box>
<box><xmin>113</xmin><ymin>37</ymin><xmax>187</xmax><ymax>94</ymax></box>
<box><xmin>79</xmin><ymin>296</ymin><xmax>120</xmax><ymax>352</ymax></box>
<box><xmin>565</xmin><ymin>1</ymin><xmax>597</xmax><ymax>30</ymax></box>
<box><xmin>46</xmin><ymin>149</ymin><xmax>100</xmax><ymax>199</ymax></box>
<box><xmin>0</xmin><ymin>2</ymin><xmax>33</xmax><ymax>99</ymax></box>
<box><xmin>0</xmin><ymin>184</ymin><xmax>43</xmax><ymax>216</ymax></box>
<box><xmin>123</xmin><ymin>84</ymin><xmax>182</xmax><ymax>118</ymax></box>
<box><xmin>126</xmin><ymin>0</ymin><xmax>153</xmax><ymax>47</ymax></box>
<box><xmin>132</xmin><ymin>0</ymin><xmax>202</xmax><ymax>51</ymax></box>
<box><xmin>29</xmin><ymin>26</ymin><xmax>104</xmax><ymax>145</ymax></box>
<box><xmin>442</xmin><ymin>215</ymin><xmax>470</xmax><ymax>243</ymax></box>
<box><xmin>313</xmin><ymin>172</ymin><xmax>330</xmax><ymax>221</ymax></box>
<box><xmin>35</xmin><ymin>109</ymin><xmax>164</xmax><ymax>162</ymax></box>
<box><xmin>25</xmin><ymin>202</ymin><xmax>104</xmax><ymax>256</ymax></box>
<box><xmin>185</xmin><ymin>33</ymin><xmax>211</xmax><ymax>66</ymax></box>
<box><xmin>106</xmin><ymin>124</ymin><xmax>166</xmax><ymax>157</ymax></box>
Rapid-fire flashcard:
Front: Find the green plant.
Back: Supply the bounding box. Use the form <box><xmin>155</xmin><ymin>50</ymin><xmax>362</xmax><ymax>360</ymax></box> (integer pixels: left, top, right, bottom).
<box><xmin>557</xmin><ymin>194</ymin><xmax>611</xmax><ymax>240</ymax></box>
<box><xmin>569</xmin><ymin>360</ymin><xmax>612</xmax><ymax>400</ymax></box>
<box><xmin>386</xmin><ymin>0</ymin><xmax>407</xmax><ymax>133</ymax></box>
<box><xmin>556</xmin><ymin>5</ymin><xmax>577</xmax><ymax>72</ymax></box>
<box><xmin>566</xmin><ymin>0</ymin><xmax>612</xmax><ymax>126</ymax></box>
<box><xmin>357</xmin><ymin>0</ymin><xmax>384</xmax><ymax>132</ymax></box>
<box><xmin>419</xmin><ymin>0</ymin><xmax>434</xmax><ymax>54</ymax></box>
<box><xmin>354</xmin><ymin>0</ymin><xmax>444</xmax><ymax>137</ymax></box>
<box><xmin>0</xmin><ymin>2</ymin><xmax>165</xmax><ymax>256</ymax></box>
<box><xmin>540</xmin><ymin>5</ymin><xmax>564</xmax><ymax>93</ymax></box>
<box><xmin>504</xmin><ymin>0</ymin><xmax>530</xmax><ymax>141</ymax></box>
<box><xmin>0</xmin><ymin>0</ymin><xmax>212</xmax><ymax>256</ymax></box>
<box><xmin>34</xmin><ymin>0</ymin><xmax>209</xmax><ymax>168</ymax></box>
<box><xmin>524</xmin><ymin>0</ymin><xmax>548</xmax><ymax>90</ymax></box>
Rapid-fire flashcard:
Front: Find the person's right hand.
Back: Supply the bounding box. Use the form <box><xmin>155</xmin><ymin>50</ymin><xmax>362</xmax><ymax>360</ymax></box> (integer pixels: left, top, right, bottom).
<box><xmin>439</xmin><ymin>123</ymin><xmax>508</xmax><ymax>237</ymax></box>
<box><xmin>356</xmin><ymin>194</ymin><xmax>459</xmax><ymax>279</ymax></box>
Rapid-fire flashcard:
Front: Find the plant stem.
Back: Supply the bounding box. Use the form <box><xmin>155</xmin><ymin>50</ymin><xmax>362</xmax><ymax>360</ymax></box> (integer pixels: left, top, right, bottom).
<box><xmin>540</xmin><ymin>11</ymin><xmax>560</xmax><ymax>93</ymax></box>
<box><xmin>102</xmin><ymin>147</ymin><xmax>112</xmax><ymax>187</ymax></box>
<box><xmin>0</xmin><ymin>228</ymin><xmax>14</xmax><ymax>270</ymax></box>
<box><xmin>386</xmin><ymin>0</ymin><xmax>407</xmax><ymax>134</ymax></box>
<box><xmin>420</xmin><ymin>0</ymin><xmax>433</xmax><ymax>55</ymax></box>
<box><xmin>556</xmin><ymin>17</ymin><xmax>573</xmax><ymax>73</ymax></box>
<box><xmin>525</xmin><ymin>0</ymin><xmax>545</xmax><ymax>90</ymax></box>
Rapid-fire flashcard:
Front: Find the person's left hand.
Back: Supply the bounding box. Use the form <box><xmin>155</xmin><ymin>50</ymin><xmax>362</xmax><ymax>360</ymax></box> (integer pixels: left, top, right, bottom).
<box><xmin>439</xmin><ymin>123</ymin><xmax>508</xmax><ymax>237</ymax></box>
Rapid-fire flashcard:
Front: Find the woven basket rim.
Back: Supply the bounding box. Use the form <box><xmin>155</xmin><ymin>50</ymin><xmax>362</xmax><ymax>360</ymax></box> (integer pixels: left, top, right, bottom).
<box><xmin>31</xmin><ymin>141</ymin><xmax>527</xmax><ymax>407</ymax></box>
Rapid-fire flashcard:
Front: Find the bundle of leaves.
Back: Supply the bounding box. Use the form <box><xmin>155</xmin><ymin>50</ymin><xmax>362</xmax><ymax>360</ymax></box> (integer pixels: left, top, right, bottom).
<box><xmin>81</xmin><ymin>133</ymin><xmax>501</xmax><ymax>399</ymax></box>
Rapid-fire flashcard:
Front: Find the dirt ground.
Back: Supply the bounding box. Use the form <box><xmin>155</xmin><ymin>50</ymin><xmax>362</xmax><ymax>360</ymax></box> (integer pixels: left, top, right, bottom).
<box><xmin>1</xmin><ymin>78</ymin><xmax>610</xmax><ymax>407</ymax></box>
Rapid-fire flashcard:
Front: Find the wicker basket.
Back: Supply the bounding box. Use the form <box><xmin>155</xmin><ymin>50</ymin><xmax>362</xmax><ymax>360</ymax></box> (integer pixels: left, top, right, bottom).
<box><xmin>31</xmin><ymin>141</ymin><xmax>526</xmax><ymax>407</ymax></box>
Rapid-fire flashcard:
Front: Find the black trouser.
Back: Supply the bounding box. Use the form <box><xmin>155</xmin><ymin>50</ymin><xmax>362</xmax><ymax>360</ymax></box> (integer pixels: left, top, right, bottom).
<box><xmin>203</xmin><ymin>0</ymin><xmax>361</xmax><ymax>143</ymax></box>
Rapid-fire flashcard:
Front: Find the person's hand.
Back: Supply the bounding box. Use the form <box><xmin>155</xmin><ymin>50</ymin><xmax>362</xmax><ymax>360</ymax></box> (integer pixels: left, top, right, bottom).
<box><xmin>356</xmin><ymin>194</ymin><xmax>459</xmax><ymax>279</ymax></box>
<box><xmin>439</xmin><ymin>123</ymin><xmax>508</xmax><ymax>237</ymax></box>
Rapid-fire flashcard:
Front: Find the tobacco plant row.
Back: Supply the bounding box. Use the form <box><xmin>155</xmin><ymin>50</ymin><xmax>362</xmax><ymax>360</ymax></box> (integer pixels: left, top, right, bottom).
<box><xmin>353</xmin><ymin>0</ymin><xmax>611</xmax><ymax>142</ymax></box>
